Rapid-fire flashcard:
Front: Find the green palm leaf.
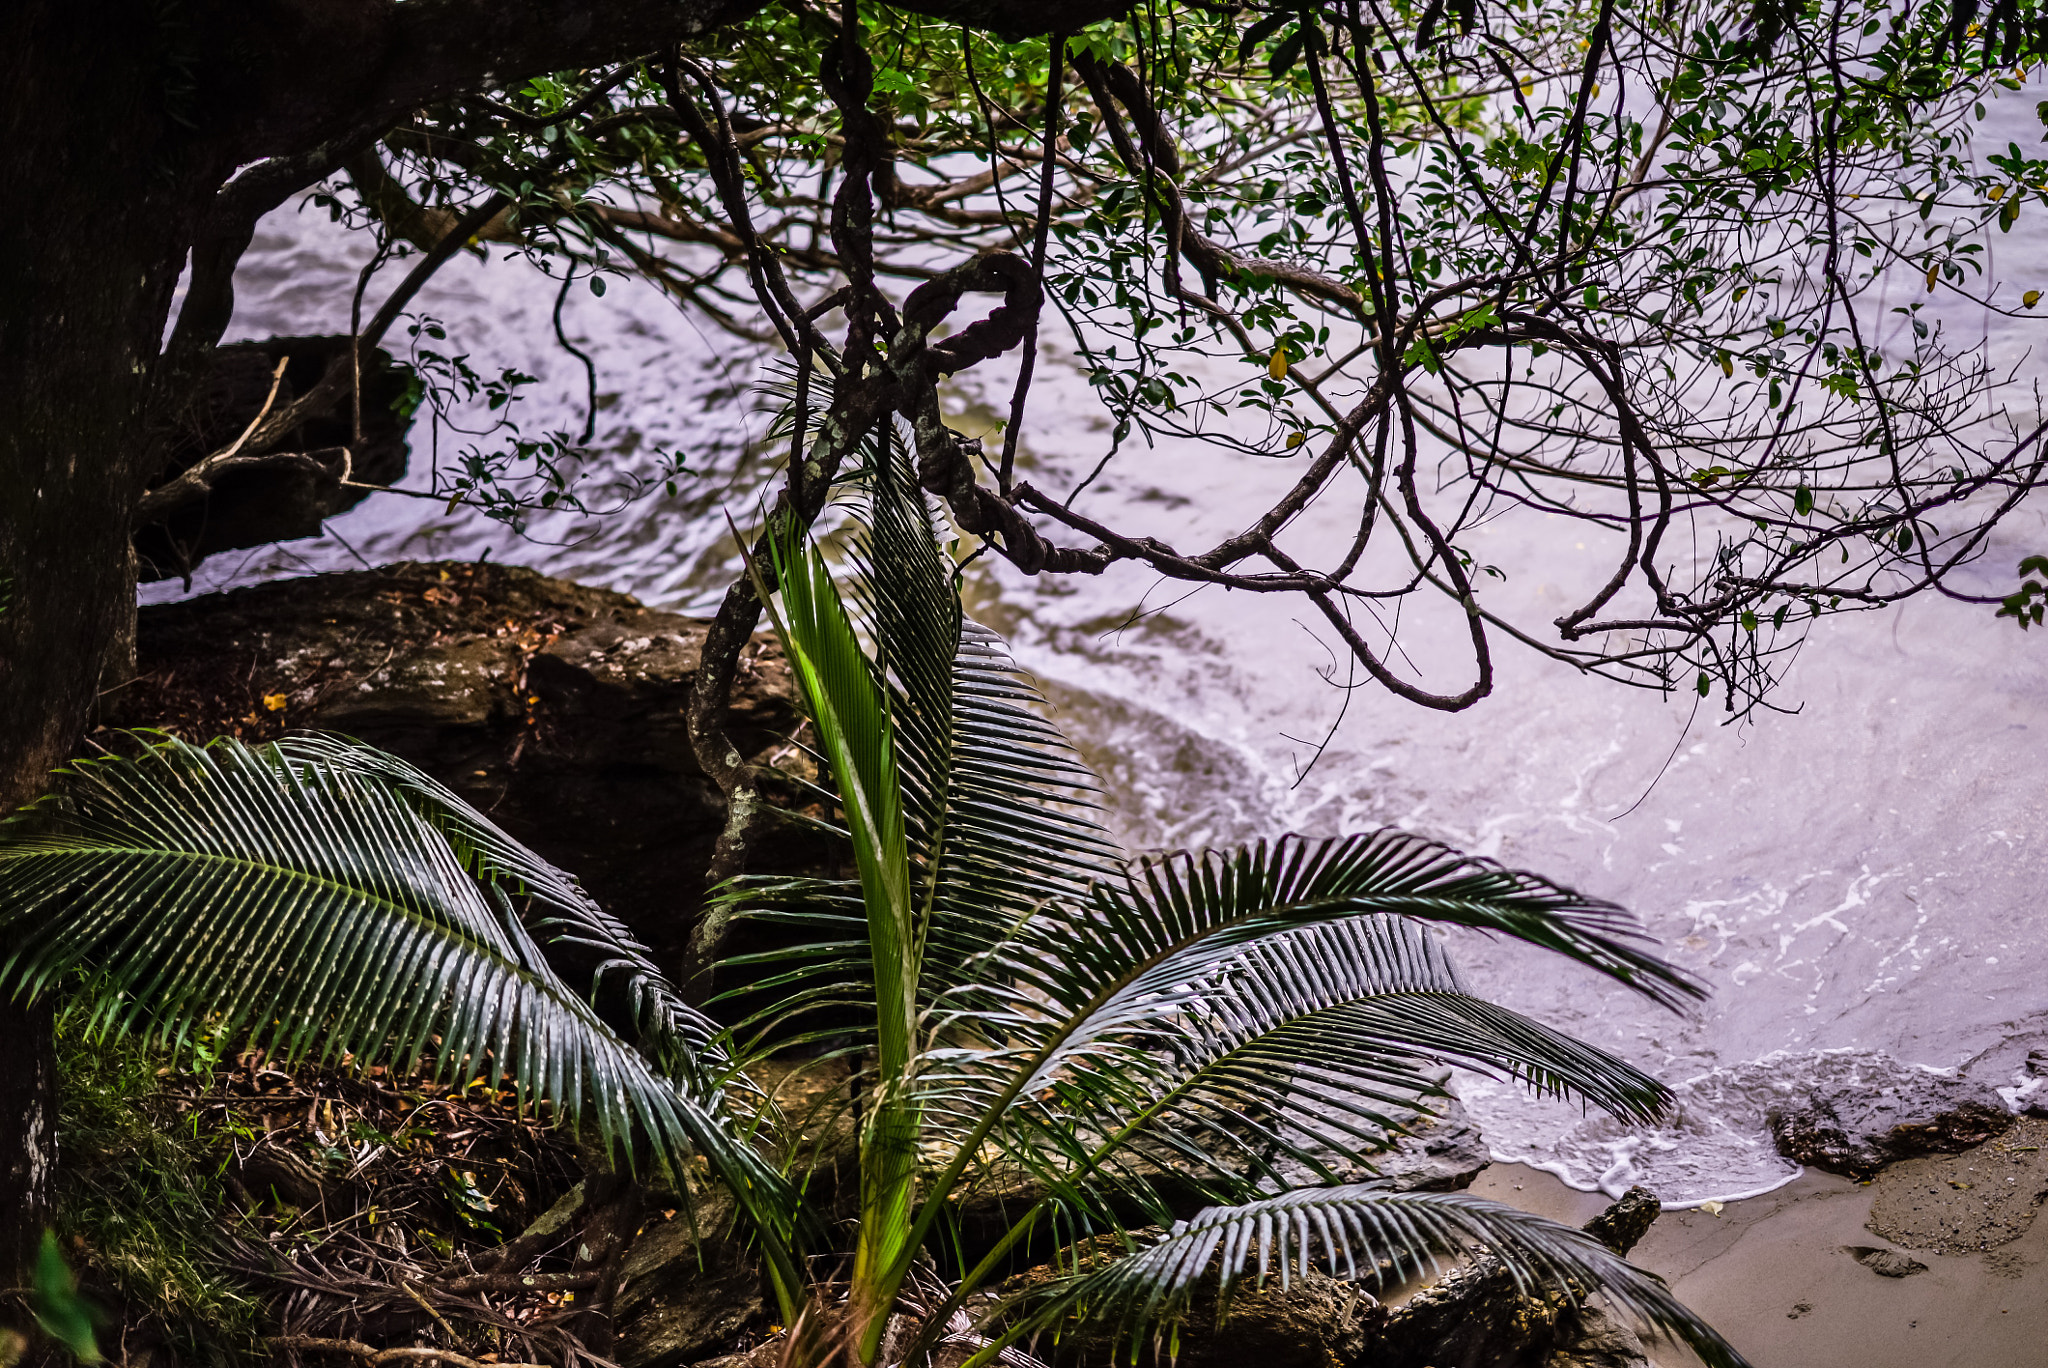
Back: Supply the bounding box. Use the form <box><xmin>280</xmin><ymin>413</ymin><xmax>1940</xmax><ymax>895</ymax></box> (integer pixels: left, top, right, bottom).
<box><xmin>755</xmin><ymin>518</ymin><xmax>913</xmax><ymax>1054</ymax></box>
<box><xmin>0</xmin><ymin>735</ymin><xmax>788</xmax><ymax>1213</ymax></box>
<box><xmin>928</xmin><ymin>914</ymin><xmax>1667</xmax><ymax>1224</ymax></box>
<box><xmin>750</xmin><ymin>504</ymin><xmax>924</xmax><ymax>1349</ymax></box>
<box><xmin>932</xmin><ymin>833</ymin><xmax>1690</xmax><ymax>1160</ymax></box>
<box><xmin>714</xmin><ymin>439</ymin><xmax>1118</xmax><ymax>1053</ymax></box>
<box><xmin>898</xmin><ymin>831</ymin><xmax>1696</xmax><ymax>1267</ymax></box>
<box><xmin>993</xmin><ymin>834</ymin><xmax>1700</xmax><ymax>1062</ymax></box>
<box><xmin>848</xmin><ymin>433</ymin><xmax>1120</xmax><ymax>974</ymax></box>
<box><xmin>1024</xmin><ymin>1186</ymin><xmax>1747</xmax><ymax>1368</ymax></box>
<box><xmin>275</xmin><ymin>732</ymin><xmax>739</xmax><ymax>1091</ymax></box>
<box><xmin>919</xmin><ymin>623</ymin><xmax>1121</xmax><ymax>979</ymax></box>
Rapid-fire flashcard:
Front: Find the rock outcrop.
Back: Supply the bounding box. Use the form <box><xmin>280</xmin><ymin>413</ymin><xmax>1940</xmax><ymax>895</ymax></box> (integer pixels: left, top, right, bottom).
<box><xmin>613</xmin><ymin>1188</ymin><xmax>770</xmax><ymax>1368</ymax></box>
<box><xmin>1278</xmin><ymin>1081</ymin><xmax>1492</xmax><ymax>1194</ymax></box>
<box><xmin>1767</xmin><ymin>1055</ymin><xmax>2012</xmax><ymax>1180</ymax></box>
<box><xmin>1367</xmin><ymin>1186</ymin><xmax>1661</xmax><ymax>1368</ymax></box>
<box><xmin>119</xmin><ymin>559</ymin><xmax>824</xmax><ymax>979</ymax></box>
<box><xmin>1539</xmin><ymin>1304</ymin><xmax>1651</xmax><ymax>1368</ymax></box>
<box><xmin>1372</xmin><ymin>1096</ymin><xmax>1492</xmax><ymax>1192</ymax></box>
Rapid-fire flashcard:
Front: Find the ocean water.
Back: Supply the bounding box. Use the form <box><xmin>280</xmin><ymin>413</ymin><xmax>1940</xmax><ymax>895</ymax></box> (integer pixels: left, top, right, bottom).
<box><xmin>151</xmin><ymin>102</ymin><xmax>2048</xmax><ymax>1205</ymax></box>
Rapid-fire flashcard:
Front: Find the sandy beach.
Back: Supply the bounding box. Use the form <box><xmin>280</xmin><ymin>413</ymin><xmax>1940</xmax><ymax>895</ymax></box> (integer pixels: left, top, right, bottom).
<box><xmin>1468</xmin><ymin>1116</ymin><xmax>2048</xmax><ymax>1367</ymax></box>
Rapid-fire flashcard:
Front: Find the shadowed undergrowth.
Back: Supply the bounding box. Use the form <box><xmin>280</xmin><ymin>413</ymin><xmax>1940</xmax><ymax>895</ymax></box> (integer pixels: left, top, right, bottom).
<box><xmin>51</xmin><ymin>1004</ymin><xmax>601</xmax><ymax>1366</ymax></box>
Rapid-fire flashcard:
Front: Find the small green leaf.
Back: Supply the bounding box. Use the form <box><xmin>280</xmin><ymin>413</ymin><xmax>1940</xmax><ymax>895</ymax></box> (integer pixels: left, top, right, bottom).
<box><xmin>1696</xmin><ymin>671</ymin><xmax>1711</xmax><ymax>697</ymax></box>
<box><xmin>1741</xmin><ymin>610</ymin><xmax>1758</xmax><ymax>633</ymax></box>
<box><xmin>1794</xmin><ymin>484</ymin><xmax>1814</xmax><ymax>516</ymax></box>
<box><xmin>32</xmin><ymin>1233</ymin><xmax>100</xmax><ymax>1363</ymax></box>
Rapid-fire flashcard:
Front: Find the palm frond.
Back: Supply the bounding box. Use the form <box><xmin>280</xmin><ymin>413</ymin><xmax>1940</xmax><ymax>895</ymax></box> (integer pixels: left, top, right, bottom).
<box><xmin>275</xmin><ymin>733</ymin><xmax>737</xmax><ymax>1090</ymax></box>
<box><xmin>1027</xmin><ymin>1186</ymin><xmax>1747</xmax><ymax>1368</ymax></box>
<box><xmin>992</xmin><ymin>834</ymin><xmax>1699</xmax><ymax>1055</ymax></box>
<box><xmin>919</xmin><ymin>624</ymin><xmax>1122</xmax><ymax>981</ymax></box>
<box><xmin>726</xmin><ymin>622</ymin><xmax>1123</xmax><ymax>1031</ymax></box>
<box><xmin>846</xmin><ymin>434</ymin><xmax>1121</xmax><ymax>975</ymax></box>
<box><xmin>751</xmin><ymin>511</ymin><xmax>928</xmax><ymax>1328</ymax></box>
<box><xmin>714</xmin><ymin>445</ymin><xmax>1119</xmax><ymax>1055</ymax></box>
<box><xmin>925</xmin><ymin>915</ymin><xmax>1666</xmax><ymax>1224</ymax></box>
<box><xmin>0</xmin><ymin>735</ymin><xmax>786</xmax><ymax>1201</ymax></box>
<box><xmin>754</xmin><ymin>518</ymin><xmax>915</xmax><ymax>1065</ymax></box>
<box><xmin>845</xmin><ymin>423</ymin><xmax>961</xmax><ymax>805</ymax></box>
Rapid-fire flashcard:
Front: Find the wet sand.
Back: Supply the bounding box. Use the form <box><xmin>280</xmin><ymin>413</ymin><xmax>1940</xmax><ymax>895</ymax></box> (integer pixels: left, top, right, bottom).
<box><xmin>1469</xmin><ymin>1119</ymin><xmax>2048</xmax><ymax>1367</ymax></box>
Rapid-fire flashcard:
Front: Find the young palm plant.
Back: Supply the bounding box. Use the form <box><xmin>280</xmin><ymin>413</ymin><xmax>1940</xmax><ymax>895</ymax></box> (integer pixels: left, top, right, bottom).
<box><xmin>0</xmin><ymin>444</ymin><xmax>1746</xmax><ymax>1368</ymax></box>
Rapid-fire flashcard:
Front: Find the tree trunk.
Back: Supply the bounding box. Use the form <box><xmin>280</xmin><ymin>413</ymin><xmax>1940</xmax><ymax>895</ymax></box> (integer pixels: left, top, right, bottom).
<box><xmin>0</xmin><ymin>1</ymin><xmax>200</xmax><ymax>1288</ymax></box>
<box><xmin>0</xmin><ymin>1006</ymin><xmax>57</xmax><ymax>1291</ymax></box>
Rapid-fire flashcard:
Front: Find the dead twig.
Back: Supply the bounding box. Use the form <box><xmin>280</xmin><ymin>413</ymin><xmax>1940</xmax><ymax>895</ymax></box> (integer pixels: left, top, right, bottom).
<box><xmin>270</xmin><ymin>1335</ymin><xmax>549</xmax><ymax>1368</ymax></box>
<box><xmin>132</xmin><ymin>356</ymin><xmax>305</xmax><ymax>525</ymax></box>
<box><xmin>401</xmin><ymin>1282</ymin><xmax>462</xmax><ymax>1344</ymax></box>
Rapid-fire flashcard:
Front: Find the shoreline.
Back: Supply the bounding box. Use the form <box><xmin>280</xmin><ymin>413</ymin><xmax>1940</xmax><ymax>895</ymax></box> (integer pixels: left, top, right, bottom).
<box><xmin>1470</xmin><ymin>1121</ymin><xmax>2048</xmax><ymax>1367</ymax></box>
<box><xmin>1486</xmin><ymin>1154</ymin><xmax>1808</xmax><ymax>1212</ymax></box>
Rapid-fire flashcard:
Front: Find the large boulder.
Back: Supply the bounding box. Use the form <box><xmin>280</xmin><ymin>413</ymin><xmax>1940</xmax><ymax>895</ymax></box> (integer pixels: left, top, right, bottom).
<box><xmin>1365</xmin><ymin>1187</ymin><xmax>1662</xmax><ymax>1368</ymax></box>
<box><xmin>1539</xmin><ymin>1304</ymin><xmax>1651</xmax><ymax>1368</ymax></box>
<box><xmin>1277</xmin><ymin>1079</ymin><xmax>1492</xmax><ymax>1194</ymax></box>
<box><xmin>613</xmin><ymin>1188</ymin><xmax>769</xmax><ymax>1368</ymax></box>
<box><xmin>119</xmin><ymin>559</ymin><xmax>825</xmax><ymax>980</ymax></box>
<box><xmin>1766</xmin><ymin>1053</ymin><xmax>2012</xmax><ymax>1180</ymax></box>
